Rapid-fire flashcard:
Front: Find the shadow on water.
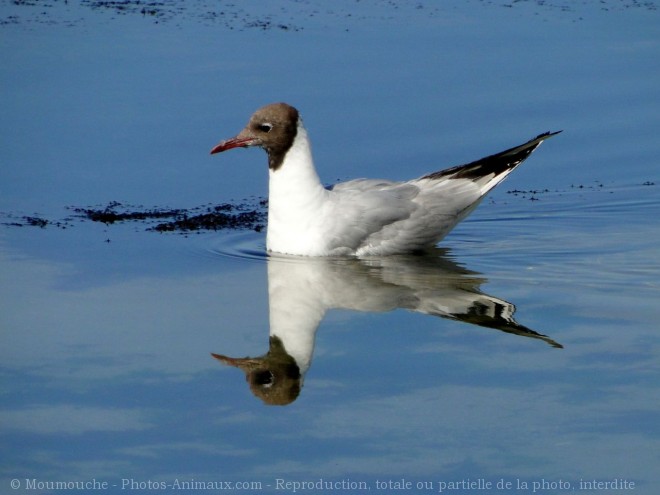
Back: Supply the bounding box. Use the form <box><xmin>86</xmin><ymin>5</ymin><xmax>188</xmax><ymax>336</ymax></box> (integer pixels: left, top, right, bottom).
<box><xmin>209</xmin><ymin>248</ymin><xmax>562</xmax><ymax>406</ymax></box>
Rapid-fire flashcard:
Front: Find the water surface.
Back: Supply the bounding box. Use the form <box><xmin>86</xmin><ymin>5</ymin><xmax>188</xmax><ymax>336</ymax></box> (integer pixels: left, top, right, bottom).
<box><xmin>1</xmin><ymin>1</ymin><xmax>658</xmax><ymax>493</ymax></box>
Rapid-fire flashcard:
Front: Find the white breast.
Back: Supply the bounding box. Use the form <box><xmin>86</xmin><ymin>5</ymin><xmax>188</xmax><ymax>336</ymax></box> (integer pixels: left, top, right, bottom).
<box><xmin>266</xmin><ymin>125</ymin><xmax>336</xmax><ymax>256</ymax></box>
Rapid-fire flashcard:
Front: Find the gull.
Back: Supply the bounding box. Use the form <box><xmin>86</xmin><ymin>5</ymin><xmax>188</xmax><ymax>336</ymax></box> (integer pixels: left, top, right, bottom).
<box><xmin>210</xmin><ymin>102</ymin><xmax>560</xmax><ymax>256</ymax></box>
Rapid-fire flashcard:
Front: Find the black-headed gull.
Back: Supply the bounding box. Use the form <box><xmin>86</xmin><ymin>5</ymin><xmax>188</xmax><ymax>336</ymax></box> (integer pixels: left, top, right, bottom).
<box><xmin>210</xmin><ymin>102</ymin><xmax>559</xmax><ymax>256</ymax></box>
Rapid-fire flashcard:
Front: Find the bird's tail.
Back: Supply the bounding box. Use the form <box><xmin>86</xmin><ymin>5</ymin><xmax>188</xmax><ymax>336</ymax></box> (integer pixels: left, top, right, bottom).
<box><xmin>422</xmin><ymin>131</ymin><xmax>562</xmax><ymax>193</ymax></box>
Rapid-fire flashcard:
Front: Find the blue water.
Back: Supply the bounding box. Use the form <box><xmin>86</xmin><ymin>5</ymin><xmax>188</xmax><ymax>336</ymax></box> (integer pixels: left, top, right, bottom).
<box><xmin>1</xmin><ymin>1</ymin><xmax>659</xmax><ymax>494</ymax></box>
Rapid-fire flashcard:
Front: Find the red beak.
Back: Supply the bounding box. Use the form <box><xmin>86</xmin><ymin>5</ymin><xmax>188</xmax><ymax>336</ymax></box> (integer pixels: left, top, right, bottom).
<box><xmin>210</xmin><ymin>136</ymin><xmax>255</xmax><ymax>155</ymax></box>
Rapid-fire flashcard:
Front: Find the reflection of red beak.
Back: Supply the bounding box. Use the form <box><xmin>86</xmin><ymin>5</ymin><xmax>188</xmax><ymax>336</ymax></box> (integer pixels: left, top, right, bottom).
<box><xmin>211</xmin><ymin>353</ymin><xmax>263</xmax><ymax>371</ymax></box>
<box><xmin>210</xmin><ymin>136</ymin><xmax>256</xmax><ymax>155</ymax></box>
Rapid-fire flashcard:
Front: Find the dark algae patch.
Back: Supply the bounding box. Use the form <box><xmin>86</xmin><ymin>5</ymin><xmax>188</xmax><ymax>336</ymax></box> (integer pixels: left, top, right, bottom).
<box><xmin>21</xmin><ymin>216</ymin><xmax>49</xmax><ymax>228</ymax></box>
<box><xmin>2</xmin><ymin>215</ymin><xmax>50</xmax><ymax>228</ymax></box>
<box><xmin>4</xmin><ymin>0</ymin><xmax>657</xmax><ymax>30</ymax></box>
<box><xmin>2</xmin><ymin>200</ymin><xmax>267</xmax><ymax>234</ymax></box>
<box><xmin>73</xmin><ymin>201</ymin><xmax>267</xmax><ymax>233</ymax></box>
<box><xmin>151</xmin><ymin>205</ymin><xmax>265</xmax><ymax>233</ymax></box>
<box><xmin>71</xmin><ymin>201</ymin><xmax>183</xmax><ymax>224</ymax></box>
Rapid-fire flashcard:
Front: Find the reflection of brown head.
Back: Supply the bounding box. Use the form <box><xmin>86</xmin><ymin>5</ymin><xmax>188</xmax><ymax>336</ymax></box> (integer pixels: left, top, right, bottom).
<box><xmin>211</xmin><ymin>336</ymin><xmax>301</xmax><ymax>406</ymax></box>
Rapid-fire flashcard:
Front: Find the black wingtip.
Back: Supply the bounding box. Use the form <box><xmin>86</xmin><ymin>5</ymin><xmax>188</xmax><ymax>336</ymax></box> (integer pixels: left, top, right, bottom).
<box><xmin>536</xmin><ymin>130</ymin><xmax>562</xmax><ymax>139</ymax></box>
<box><xmin>422</xmin><ymin>130</ymin><xmax>561</xmax><ymax>182</ymax></box>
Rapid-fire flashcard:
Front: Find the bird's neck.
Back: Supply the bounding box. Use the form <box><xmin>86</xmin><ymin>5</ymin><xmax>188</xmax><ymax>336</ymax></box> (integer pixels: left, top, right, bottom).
<box><xmin>267</xmin><ymin>258</ymin><xmax>326</xmax><ymax>375</ymax></box>
<box><xmin>266</xmin><ymin>123</ymin><xmax>328</xmax><ymax>254</ymax></box>
<box><xmin>268</xmin><ymin>123</ymin><xmax>324</xmax><ymax>196</ymax></box>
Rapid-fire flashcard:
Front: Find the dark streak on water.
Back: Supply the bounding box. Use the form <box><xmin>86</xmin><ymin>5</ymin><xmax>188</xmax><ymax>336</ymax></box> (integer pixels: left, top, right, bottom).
<box><xmin>1</xmin><ymin>199</ymin><xmax>267</xmax><ymax>233</ymax></box>
<box><xmin>2</xmin><ymin>0</ymin><xmax>658</xmax><ymax>31</ymax></box>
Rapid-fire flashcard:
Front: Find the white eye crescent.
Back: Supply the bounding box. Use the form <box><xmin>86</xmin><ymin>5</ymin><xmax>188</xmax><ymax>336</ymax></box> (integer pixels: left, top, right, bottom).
<box><xmin>257</xmin><ymin>123</ymin><xmax>273</xmax><ymax>133</ymax></box>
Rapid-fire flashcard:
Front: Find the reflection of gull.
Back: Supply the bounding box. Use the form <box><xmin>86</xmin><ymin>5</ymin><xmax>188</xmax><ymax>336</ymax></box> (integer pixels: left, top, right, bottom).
<box><xmin>213</xmin><ymin>250</ymin><xmax>561</xmax><ymax>405</ymax></box>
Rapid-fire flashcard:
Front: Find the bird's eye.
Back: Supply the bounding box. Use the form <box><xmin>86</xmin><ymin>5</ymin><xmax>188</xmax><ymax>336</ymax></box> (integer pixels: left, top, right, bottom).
<box><xmin>253</xmin><ymin>370</ymin><xmax>274</xmax><ymax>388</ymax></box>
<box><xmin>257</xmin><ymin>123</ymin><xmax>273</xmax><ymax>133</ymax></box>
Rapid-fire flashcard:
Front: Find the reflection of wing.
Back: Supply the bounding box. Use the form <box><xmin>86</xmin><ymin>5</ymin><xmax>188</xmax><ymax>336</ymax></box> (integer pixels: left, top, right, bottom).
<box><xmin>212</xmin><ymin>248</ymin><xmax>561</xmax><ymax>405</ymax></box>
<box><xmin>438</xmin><ymin>296</ymin><xmax>562</xmax><ymax>349</ymax></box>
<box><xmin>347</xmin><ymin>252</ymin><xmax>562</xmax><ymax>348</ymax></box>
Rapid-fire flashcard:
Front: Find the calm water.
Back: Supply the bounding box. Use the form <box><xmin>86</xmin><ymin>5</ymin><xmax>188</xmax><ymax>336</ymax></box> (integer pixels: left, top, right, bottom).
<box><xmin>1</xmin><ymin>1</ymin><xmax>659</xmax><ymax>494</ymax></box>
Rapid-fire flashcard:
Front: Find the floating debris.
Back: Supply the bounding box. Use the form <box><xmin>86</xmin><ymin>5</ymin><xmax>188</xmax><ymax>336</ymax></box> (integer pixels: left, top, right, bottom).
<box><xmin>23</xmin><ymin>216</ymin><xmax>49</xmax><ymax>228</ymax></box>
<box><xmin>151</xmin><ymin>206</ymin><xmax>265</xmax><ymax>233</ymax></box>
<box><xmin>71</xmin><ymin>201</ymin><xmax>183</xmax><ymax>225</ymax></box>
<box><xmin>1</xmin><ymin>200</ymin><xmax>266</xmax><ymax>234</ymax></box>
